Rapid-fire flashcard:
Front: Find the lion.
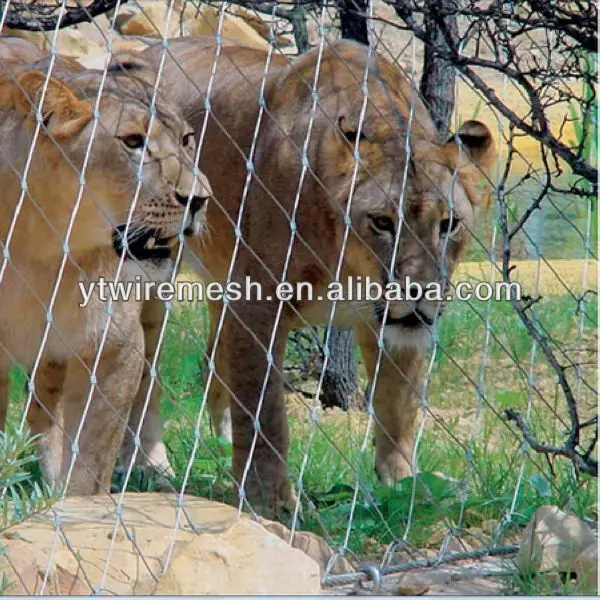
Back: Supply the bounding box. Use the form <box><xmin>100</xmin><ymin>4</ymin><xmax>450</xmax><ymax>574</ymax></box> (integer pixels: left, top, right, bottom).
<box><xmin>126</xmin><ymin>37</ymin><xmax>496</xmax><ymax>516</ymax></box>
<box><xmin>0</xmin><ymin>38</ymin><xmax>211</xmax><ymax>495</ymax></box>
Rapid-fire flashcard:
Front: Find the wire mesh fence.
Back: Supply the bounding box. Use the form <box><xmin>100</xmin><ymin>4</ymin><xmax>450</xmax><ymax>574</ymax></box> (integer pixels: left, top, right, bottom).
<box><xmin>0</xmin><ymin>0</ymin><xmax>597</xmax><ymax>595</ymax></box>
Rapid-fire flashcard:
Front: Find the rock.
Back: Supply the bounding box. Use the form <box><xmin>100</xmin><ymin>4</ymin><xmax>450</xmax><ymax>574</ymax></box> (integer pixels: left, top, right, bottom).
<box><xmin>463</xmin><ymin>527</ymin><xmax>490</xmax><ymax>548</ymax></box>
<box><xmin>111</xmin><ymin>38</ymin><xmax>154</xmax><ymax>54</ymax></box>
<box><xmin>396</xmin><ymin>574</ymin><xmax>430</xmax><ymax>596</ymax></box>
<box><xmin>72</xmin><ymin>16</ymin><xmax>112</xmax><ymax>46</ymax></box>
<box><xmin>426</xmin><ymin>527</ymin><xmax>472</xmax><ymax>553</ymax></box>
<box><xmin>519</xmin><ymin>505</ymin><xmax>597</xmax><ymax>592</ymax></box>
<box><xmin>1</xmin><ymin>28</ymin><xmax>43</xmax><ymax>50</ymax></box>
<box><xmin>0</xmin><ymin>494</ymin><xmax>322</xmax><ymax>595</ymax></box>
<box><xmin>0</xmin><ymin>538</ymin><xmax>51</xmax><ymax>595</ymax></box>
<box><xmin>442</xmin><ymin>535</ymin><xmax>472</xmax><ymax>554</ymax></box>
<box><xmin>230</xmin><ymin>6</ymin><xmax>294</xmax><ymax>48</ymax></box>
<box><xmin>183</xmin><ymin>6</ymin><xmax>270</xmax><ymax>50</ymax></box>
<box><xmin>573</xmin><ymin>542</ymin><xmax>598</xmax><ymax>594</ymax></box>
<box><xmin>117</xmin><ymin>1</ymin><xmax>195</xmax><ymax>37</ymax></box>
<box><xmin>153</xmin><ymin>519</ymin><xmax>321</xmax><ymax>594</ymax></box>
<box><xmin>113</xmin><ymin>2</ymin><xmax>270</xmax><ymax>49</ymax></box>
<box><xmin>0</xmin><ymin>539</ymin><xmax>89</xmax><ymax>595</ymax></box>
<box><xmin>2</xmin><ymin>27</ymin><xmax>89</xmax><ymax>57</ymax></box>
<box><xmin>260</xmin><ymin>519</ymin><xmax>355</xmax><ymax>576</ymax></box>
<box><xmin>481</xmin><ymin>519</ymin><xmax>499</xmax><ymax>536</ymax></box>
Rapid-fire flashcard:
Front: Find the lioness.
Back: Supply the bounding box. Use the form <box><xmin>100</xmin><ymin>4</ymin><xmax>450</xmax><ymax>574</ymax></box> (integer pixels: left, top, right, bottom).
<box><xmin>0</xmin><ymin>39</ymin><xmax>211</xmax><ymax>495</ymax></box>
<box><xmin>131</xmin><ymin>37</ymin><xmax>496</xmax><ymax>516</ymax></box>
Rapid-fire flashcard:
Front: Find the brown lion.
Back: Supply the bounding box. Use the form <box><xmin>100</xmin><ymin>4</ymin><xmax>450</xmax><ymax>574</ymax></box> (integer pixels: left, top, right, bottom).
<box><xmin>0</xmin><ymin>38</ymin><xmax>211</xmax><ymax>495</ymax></box>
<box><xmin>127</xmin><ymin>37</ymin><xmax>496</xmax><ymax>516</ymax></box>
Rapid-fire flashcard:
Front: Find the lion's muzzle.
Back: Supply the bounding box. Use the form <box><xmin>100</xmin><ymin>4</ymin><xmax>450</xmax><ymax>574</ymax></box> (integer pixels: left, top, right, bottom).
<box><xmin>112</xmin><ymin>225</ymin><xmax>174</xmax><ymax>261</ymax></box>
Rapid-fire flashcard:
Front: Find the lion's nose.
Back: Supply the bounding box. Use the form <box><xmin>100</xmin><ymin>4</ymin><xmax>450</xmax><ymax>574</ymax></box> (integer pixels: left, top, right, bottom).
<box><xmin>175</xmin><ymin>193</ymin><xmax>209</xmax><ymax>215</ymax></box>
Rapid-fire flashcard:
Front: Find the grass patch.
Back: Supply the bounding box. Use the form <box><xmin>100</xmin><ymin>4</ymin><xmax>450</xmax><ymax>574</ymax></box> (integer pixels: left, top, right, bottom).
<box><xmin>3</xmin><ymin>293</ymin><xmax>596</xmax><ymax>582</ymax></box>
<box><xmin>154</xmin><ymin>294</ymin><xmax>596</xmax><ymax>558</ymax></box>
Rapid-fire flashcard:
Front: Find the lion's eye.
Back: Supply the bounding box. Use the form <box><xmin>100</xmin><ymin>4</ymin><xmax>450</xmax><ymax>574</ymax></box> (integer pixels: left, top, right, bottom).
<box><xmin>440</xmin><ymin>217</ymin><xmax>461</xmax><ymax>237</ymax></box>
<box><xmin>120</xmin><ymin>134</ymin><xmax>145</xmax><ymax>149</ymax></box>
<box><xmin>370</xmin><ymin>215</ymin><xmax>395</xmax><ymax>235</ymax></box>
<box><xmin>182</xmin><ymin>132</ymin><xmax>195</xmax><ymax>147</ymax></box>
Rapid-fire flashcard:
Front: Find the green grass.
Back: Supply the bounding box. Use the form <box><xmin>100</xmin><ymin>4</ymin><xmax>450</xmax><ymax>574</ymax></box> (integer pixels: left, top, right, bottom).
<box><xmin>151</xmin><ymin>294</ymin><xmax>596</xmax><ymax>561</ymax></box>
<box><xmin>3</xmin><ymin>293</ymin><xmax>596</xmax><ymax>594</ymax></box>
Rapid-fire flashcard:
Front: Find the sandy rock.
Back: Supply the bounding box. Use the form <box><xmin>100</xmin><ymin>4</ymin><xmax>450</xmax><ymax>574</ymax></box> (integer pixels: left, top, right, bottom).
<box><xmin>0</xmin><ymin>538</ymin><xmax>52</xmax><ymax>595</ymax></box>
<box><xmin>114</xmin><ymin>2</ymin><xmax>270</xmax><ymax>50</ymax></box>
<box><xmin>49</xmin><ymin>29</ymin><xmax>89</xmax><ymax>57</ymax></box>
<box><xmin>183</xmin><ymin>6</ymin><xmax>270</xmax><ymax>50</ymax></box>
<box><xmin>230</xmin><ymin>6</ymin><xmax>294</xmax><ymax>48</ymax></box>
<box><xmin>117</xmin><ymin>1</ymin><xmax>195</xmax><ymax>37</ymax></box>
<box><xmin>573</xmin><ymin>542</ymin><xmax>599</xmax><ymax>594</ymax></box>
<box><xmin>260</xmin><ymin>520</ymin><xmax>355</xmax><ymax>576</ymax></box>
<box><xmin>442</xmin><ymin>535</ymin><xmax>473</xmax><ymax>554</ymax></box>
<box><xmin>0</xmin><ymin>494</ymin><xmax>321</xmax><ymax>595</ymax></box>
<box><xmin>463</xmin><ymin>527</ymin><xmax>491</xmax><ymax>548</ymax></box>
<box><xmin>1</xmin><ymin>28</ymin><xmax>47</xmax><ymax>50</ymax></box>
<box><xmin>519</xmin><ymin>505</ymin><xmax>597</xmax><ymax>591</ymax></box>
<box><xmin>71</xmin><ymin>15</ymin><xmax>112</xmax><ymax>46</ymax></box>
<box><xmin>396</xmin><ymin>574</ymin><xmax>430</xmax><ymax>596</ymax></box>
<box><xmin>2</xmin><ymin>27</ymin><xmax>89</xmax><ymax>57</ymax></box>
<box><xmin>426</xmin><ymin>526</ymin><xmax>472</xmax><ymax>553</ymax></box>
<box><xmin>481</xmin><ymin>519</ymin><xmax>499</xmax><ymax>536</ymax></box>
<box><xmin>0</xmin><ymin>538</ymin><xmax>90</xmax><ymax>595</ymax></box>
<box><xmin>154</xmin><ymin>519</ymin><xmax>320</xmax><ymax>595</ymax></box>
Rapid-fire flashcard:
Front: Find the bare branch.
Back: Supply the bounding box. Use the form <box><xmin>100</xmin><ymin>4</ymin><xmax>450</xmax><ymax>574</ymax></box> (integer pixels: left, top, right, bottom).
<box><xmin>390</xmin><ymin>0</ymin><xmax>598</xmax><ymax>184</ymax></box>
<box><xmin>3</xmin><ymin>0</ymin><xmax>128</xmax><ymax>31</ymax></box>
<box><xmin>505</xmin><ymin>408</ymin><xmax>598</xmax><ymax>476</ymax></box>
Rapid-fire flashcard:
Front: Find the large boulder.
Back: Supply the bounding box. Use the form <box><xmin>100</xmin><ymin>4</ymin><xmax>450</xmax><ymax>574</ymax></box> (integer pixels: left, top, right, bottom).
<box><xmin>114</xmin><ymin>2</ymin><xmax>270</xmax><ymax>50</ymax></box>
<box><xmin>0</xmin><ymin>493</ymin><xmax>322</xmax><ymax>595</ymax></box>
<box><xmin>153</xmin><ymin>519</ymin><xmax>320</xmax><ymax>594</ymax></box>
<box><xmin>519</xmin><ymin>505</ymin><xmax>597</xmax><ymax>594</ymax></box>
<box><xmin>259</xmin><ymin>519</ymin><xmax>355</xmax><ymax>576</ymax></box>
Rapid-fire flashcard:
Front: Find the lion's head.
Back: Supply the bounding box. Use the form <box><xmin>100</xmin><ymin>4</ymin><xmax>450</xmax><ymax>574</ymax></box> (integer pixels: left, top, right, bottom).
<box><xmin>268</xmin><ymin>41</ymin><xmax>496</xmax><ymax>349</ymax></box>
<box><xmin>0</xmin><ymin>57</ymin><xmax>211</xmax><ymax>263</ymax></box>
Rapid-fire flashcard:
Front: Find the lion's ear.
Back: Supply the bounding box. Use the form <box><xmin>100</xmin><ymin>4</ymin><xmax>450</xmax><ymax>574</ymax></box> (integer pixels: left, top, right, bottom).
<box><xmin>107</xmin><ymin>53</ymin><xmax>154</xmax><ymax>77</ymax></box>
<box><xmin>13</xmin><ymin>70</ymin><xmax>92</xmax><ymax>140</ymax></box>
<box><xmin>444</xmin><ymin>120</ymin><xmax>497</xmax><ymax>171</ymax></box>
<box><xmin>443</xmin><ymin>120</ymin><xmax>497</xmax><ymax>208</ymax></box>
<box><xmin>338</xmin><ymin>115</ymin><xmax>368</xmax><ymax>146</ymax></box>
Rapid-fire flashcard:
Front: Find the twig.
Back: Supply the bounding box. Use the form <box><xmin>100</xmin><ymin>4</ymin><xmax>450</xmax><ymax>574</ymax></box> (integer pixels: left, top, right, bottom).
<box><xmin>505</xmin><ymin>409</ymin><xmax>598</xmax><ymax>476</ymax></box>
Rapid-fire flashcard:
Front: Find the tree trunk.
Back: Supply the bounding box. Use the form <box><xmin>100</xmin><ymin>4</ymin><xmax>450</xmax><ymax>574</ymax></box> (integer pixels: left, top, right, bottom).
<box><xmin>290</xmin><ymin>6</ymin><xmax>310</xmax><ymax>54</ymax></box>
<box><xmin>320</xmin><ymin>327</ymin><xmax>357</xmax><ymax>410</ymax></box>
<box><xmin>338</xmin><ymin>0</ymin><xmax>370</xmax><ymax>46</ymax></box>
<box><xmin>312</xmin><ymin>0</ymin><xmax>371</xmax><ymax>410</ymax></box>
<box><xmin>419</xmin><ymin>0</ymin><xmax>458</xmax><ymax>138</ymax></box>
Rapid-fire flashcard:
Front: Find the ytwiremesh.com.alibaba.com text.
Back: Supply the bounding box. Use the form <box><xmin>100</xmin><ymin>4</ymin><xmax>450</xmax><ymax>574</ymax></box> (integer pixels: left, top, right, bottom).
<box><xmin>78</xmin><ymin>275</ymin><xmax>522</xmax><ymax>308</ymax></box>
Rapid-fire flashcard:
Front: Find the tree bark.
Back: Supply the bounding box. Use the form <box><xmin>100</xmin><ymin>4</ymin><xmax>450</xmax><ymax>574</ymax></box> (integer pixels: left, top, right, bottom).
<box><xmin>313</xmin><ymin>0</ymin><xmax>370</xmax><ymax>410</ymax></box>
<box><xmin>2</xmin><ymin>0</ymin><xmax>127</xmax><ymax>31</ymax></box>
<box><xmin>289</xmin><ymin>6</ymin><xmax>310</xmax><ymax>53</ymax></box>
<box><xmin>320</xmin><ymin>327</ymin><xmax>357</xmax><ymax>410</ymax></box>
<box><xmin>338</xmin><ymin>0</ymin><xmax>370</xmax><ymax>46</ymax></box>
<box><xmin>418</xmin><ymin>0</ymin><xmax>458</xmax><ymax>138</ymax></box>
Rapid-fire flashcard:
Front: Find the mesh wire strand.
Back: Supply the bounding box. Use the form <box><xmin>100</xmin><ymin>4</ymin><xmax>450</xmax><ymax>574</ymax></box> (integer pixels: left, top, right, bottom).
<box><xmin>0</xmin><ymin>0</ymin><xmax>596</xmax><ymax>593</ymax></box>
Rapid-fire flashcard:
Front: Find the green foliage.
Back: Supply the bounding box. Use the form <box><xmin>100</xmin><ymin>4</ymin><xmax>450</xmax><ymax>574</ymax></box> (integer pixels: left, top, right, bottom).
<box><xmin>3</xmin><ymin>291</ymin><xmax>592</xmax><ymax>595</ymax></box>
<box><xmin>156</xmin><ymin>298</ymin><xmax>595</xmax><ymax>559</ymax></box>
<box><xmin>0</xmin><ymin>428</ymin><xmax>59</xmax><ymax>529</ymax></box>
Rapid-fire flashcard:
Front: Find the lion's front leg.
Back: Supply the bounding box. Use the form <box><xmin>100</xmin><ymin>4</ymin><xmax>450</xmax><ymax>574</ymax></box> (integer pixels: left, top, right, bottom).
<box><xmin>120</xmin><ymin>298</ymin><xmax>174</xmax><ymax>482</ymax></box>
<box><xmin>356</xmin><ymin>324</ymin><xmax>425</xmax><ymax>485</ymax></box>
<box><xmin>60</xmin><ymin>325</ymin><xmax>145</xmax><ymax>495</ymax></box>
<box><xmin>219</xmin><ymin>301</ymin><xmax>295</xmax><ymax>518</ymax></box>
<box><xmin>205</xmin><ymin>298</ymin><xmax>232</xmax><ymax>443</ymax></box>
<box><xmin>26</xmin><ymin>359</ymin><xmax>67</xmax><ymax>484</ymax></box>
